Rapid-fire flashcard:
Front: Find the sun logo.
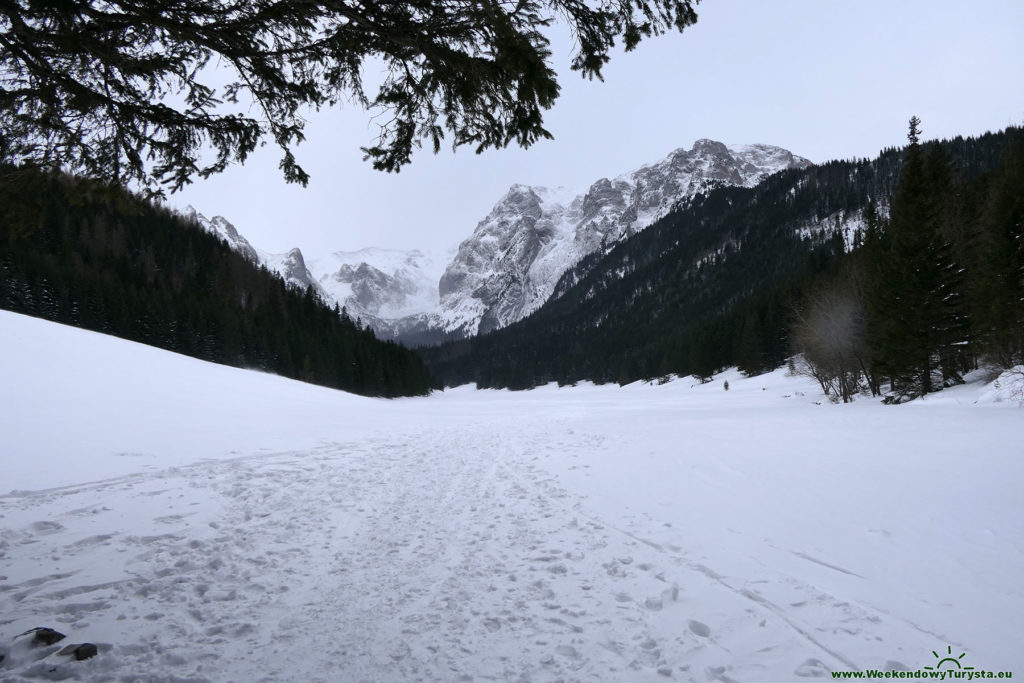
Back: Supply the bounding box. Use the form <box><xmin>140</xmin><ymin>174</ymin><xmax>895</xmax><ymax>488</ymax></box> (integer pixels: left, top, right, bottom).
<box><xmin>924</xmin><ymin>645</ymin><xmax>975</xmax><ymax>671</ymax></box>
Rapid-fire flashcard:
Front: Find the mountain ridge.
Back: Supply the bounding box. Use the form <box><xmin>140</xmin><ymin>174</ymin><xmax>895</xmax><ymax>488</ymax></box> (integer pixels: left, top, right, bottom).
<box><xmin>184</xmin><ymin>139</ymin><xmax>810</xmax><ymax>340</ymax></box>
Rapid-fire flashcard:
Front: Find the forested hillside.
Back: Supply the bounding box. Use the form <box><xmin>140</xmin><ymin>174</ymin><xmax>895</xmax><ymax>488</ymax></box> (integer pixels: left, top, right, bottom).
<box><xmin>0</xmin><ymin>169</ymin><xmax>434</xmax><ymax>397</ymax></box>
<box><xmin>422</xmin><ymin>127</ymin><xmax>1020</xmax><ymax>394</ymax></box>
<box><xmin>796</xmin><ymin>122</ymin><xmax>1024</xmax><ymax>402</ymax></box>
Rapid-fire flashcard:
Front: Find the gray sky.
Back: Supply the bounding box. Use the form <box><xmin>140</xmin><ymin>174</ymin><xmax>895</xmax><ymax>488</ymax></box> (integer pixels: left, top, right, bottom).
<box><xmin>170</xmin><ymin>0</ymin><xmax>1024</xmax><ymax>258</ymax></box>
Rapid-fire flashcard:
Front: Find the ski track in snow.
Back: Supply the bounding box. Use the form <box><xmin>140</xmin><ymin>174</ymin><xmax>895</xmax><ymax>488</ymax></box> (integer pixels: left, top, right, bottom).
<box><xmin>2</xmin><ymin>419</ymin><xmax>983</xmax><ymax>682</ymax></box>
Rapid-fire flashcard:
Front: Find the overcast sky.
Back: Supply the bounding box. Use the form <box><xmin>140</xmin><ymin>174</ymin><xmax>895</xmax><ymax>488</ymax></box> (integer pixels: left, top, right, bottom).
<box><xmin>170</xmin><ymin>0</ymin><xmax>1024</xmax><ymax>258</ymax></box>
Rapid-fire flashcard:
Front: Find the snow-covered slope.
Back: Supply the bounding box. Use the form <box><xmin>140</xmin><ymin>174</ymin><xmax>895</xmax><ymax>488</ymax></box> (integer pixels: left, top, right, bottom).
<box><xmin>438</xmin><ymin>140</ymin><xmax>810</xmax><ymax>334</ymax></box>
<box><xmin>2</xmin><ymin>310</ymin><xmax>1022</xmax><ymax>681</ymax></box>
<box><xmin>794</xmin><ymin>203</ymin><xmax>891</xmax><ymax>251</ymax></box>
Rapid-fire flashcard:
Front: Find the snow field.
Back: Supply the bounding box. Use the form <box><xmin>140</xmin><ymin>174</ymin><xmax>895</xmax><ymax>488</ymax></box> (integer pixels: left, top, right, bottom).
<box><xmin>1</xmin><ymin>310</ymin><xmax>1022</xmax><ymax>681</ymax></box>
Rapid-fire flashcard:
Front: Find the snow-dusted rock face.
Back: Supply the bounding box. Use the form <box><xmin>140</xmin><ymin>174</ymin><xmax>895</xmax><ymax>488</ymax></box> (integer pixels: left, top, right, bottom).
<box><xmin>309</xmin><ymin>248</ymin><xmax>447</xmax><ymax>322</ymax></box>
<box><xmin>185</xmin><ymin>209</ymin><xmax>261</xmax><ymax>265</ymax></box>
<box><xmin>438</xmin><ymin>185</ymin><xmax>576</xmax><ymax>334</ymax></box>
<box><xmin>260</xmin><ymin>248</ymin><xmax>320</xmax><ymax>293</ymax></box>
<box><xmin>437</xmin><ymin>140</ymin><xmax>811</xmax><ymax>335</ymax></box>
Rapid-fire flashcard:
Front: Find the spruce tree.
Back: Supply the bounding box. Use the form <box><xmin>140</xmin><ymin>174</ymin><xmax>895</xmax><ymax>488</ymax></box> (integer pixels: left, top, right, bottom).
<box><xmin>868</xmin><ymin>118</ymin><xmax>971</xmax><ymax>399</ymax></box>
<box><xmin>974</xmin><ymin>132</ymin><xmax>1024</xmax><ymax>367</ymax></box>
<box><xmin>1</xmin><ymin>0</ymin><xmax>699</xmax><ymax>194</ymax></box>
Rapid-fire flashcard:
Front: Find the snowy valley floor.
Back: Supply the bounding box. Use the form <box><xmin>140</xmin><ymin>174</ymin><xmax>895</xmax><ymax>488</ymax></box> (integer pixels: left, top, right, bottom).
<box><xmin>1</xmin><ymin>310</ymin><xmax>1022</xmax><ymax>682</ymax></box>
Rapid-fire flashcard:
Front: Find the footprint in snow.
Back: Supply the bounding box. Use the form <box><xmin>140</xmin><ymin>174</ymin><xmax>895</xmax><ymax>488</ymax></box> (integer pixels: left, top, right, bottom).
<box><xmin>687</xmin><ymin>620</ymin><xmax>711</xmax><ymax>637</ymax></box>
<box><xmin>644</xmin><ymin>596</ymin><xmax>663</xmax><ymax>611</ymax></box>
<box><xmin>794</xmin><ymin>658</ymin><xmax>832</xmax><ymax>677</ymax></box>
<box><xmin>556</xmin><ymin>644</ymin><xmax>580</xmax><ymax>660</ymax></box>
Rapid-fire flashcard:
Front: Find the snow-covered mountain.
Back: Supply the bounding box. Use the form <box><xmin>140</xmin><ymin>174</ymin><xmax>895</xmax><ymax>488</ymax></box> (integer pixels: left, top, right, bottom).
<box><xmin>438</xmin><ymin>140</ymin><xmax>811</xmax><ymax>335</ymax></box>
<box><xmin>184</xmin><ymin>139</ymin><xmax>809</xmax><ymax>341</ymax></box>
<box><xmin>309</xmin><ymin>248</ymin><xmax>448</xmax><ymax>321</ymax></box>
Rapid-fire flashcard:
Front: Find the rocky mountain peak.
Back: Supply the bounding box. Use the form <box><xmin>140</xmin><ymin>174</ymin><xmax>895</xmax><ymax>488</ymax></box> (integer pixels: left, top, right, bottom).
<box><xmin>689</xmin><ymin>138</ymin><xmax>731</xmax><ymax>156</ymax></box>
<box><xmin>494</xmin><ymin>185</ymin><xmax>544</xmax><ymax>221</ymax></box>
<box><xmin>209</xmin><ymin>216</ymin><xmax>240</xmax><ymax>240</ymax></box>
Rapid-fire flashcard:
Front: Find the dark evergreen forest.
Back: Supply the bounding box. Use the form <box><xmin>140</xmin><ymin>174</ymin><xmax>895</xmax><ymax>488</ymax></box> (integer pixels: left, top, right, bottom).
<box><xmin>0</xmin><ymin>169</ymin><xmax>434</xmax><ymax>397</ymax></box>
<box><xmin>800</xmin><ymin>123</ymin><xmax>1024</xmax><ymax>402</ymax></box>
<box><xmin>421</xmin><ymin>127</ymin><xmax>1022</xmax><ymax>398</ymax></box>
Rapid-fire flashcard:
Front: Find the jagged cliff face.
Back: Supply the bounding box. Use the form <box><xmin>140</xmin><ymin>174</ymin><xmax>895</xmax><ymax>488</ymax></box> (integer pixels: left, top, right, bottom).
<box><xmin>437</xmin><ymin>185</ymin><xmax>574</xmax><ymax>334</ymax></box>
<box><xmin>436</xmin><ymin>140</ymin><xmax>811</xmax><ymax>335</ymax></box>
<box><xmin>183</xmin><ymin>139</ymin><xmax>810</xmax><ymax>341</ymax></box>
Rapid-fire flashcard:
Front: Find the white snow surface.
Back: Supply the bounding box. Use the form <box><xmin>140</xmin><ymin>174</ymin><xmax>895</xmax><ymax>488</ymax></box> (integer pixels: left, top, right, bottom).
<box><xmin>2</xmin><ymin>310</ymin><xmax>1022</xmax><ymax>681</ymax></box>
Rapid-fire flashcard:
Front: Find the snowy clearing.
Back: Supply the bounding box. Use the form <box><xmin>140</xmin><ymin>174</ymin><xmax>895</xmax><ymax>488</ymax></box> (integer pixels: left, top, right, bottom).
<box><xmin>1</xmin><ymin>310</ymin><xmax>1022</xmax><ymax>682</ymax></box>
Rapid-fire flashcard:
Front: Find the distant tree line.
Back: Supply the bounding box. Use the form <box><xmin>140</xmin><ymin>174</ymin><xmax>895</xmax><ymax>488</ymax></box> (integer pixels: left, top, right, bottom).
<box><xmin>421</xmin><ymin>126</ymin><xmax>1020</xmax><ymax>398</ymax></box>
<box><xmin>792</xmin><ymin>121</ymin><xmax>1024</xmax><ymax>402</ymax></box>
<box><xmin>0</xmin><ymin>168</ymin><xmax>434</xmax><ymax>397</ymax></box>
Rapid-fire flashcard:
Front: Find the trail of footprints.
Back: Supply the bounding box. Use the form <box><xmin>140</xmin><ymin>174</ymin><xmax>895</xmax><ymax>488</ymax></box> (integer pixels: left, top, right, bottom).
<box><xmin>0</xmin><ymin>426</ymin><xmax>906</xmax><ymax>681</ymax></box>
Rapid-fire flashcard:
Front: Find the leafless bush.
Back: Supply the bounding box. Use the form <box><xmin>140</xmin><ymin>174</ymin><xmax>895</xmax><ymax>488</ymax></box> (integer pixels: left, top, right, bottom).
<box><xmin>791</xmin><ymin>281</ymin><xmax>872</xmax><ymax>403</ymax></box>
